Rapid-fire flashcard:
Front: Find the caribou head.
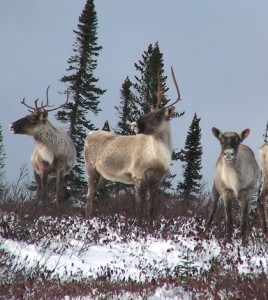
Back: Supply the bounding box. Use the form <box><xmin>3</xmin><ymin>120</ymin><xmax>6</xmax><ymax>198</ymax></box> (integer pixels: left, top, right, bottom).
<box><xmin>131</xmin><ymin>66</ymin><xmax>181</xmax><ymax>135</ymax></box>
<box><xmin>10</xmin><ymin>86</ymin><xmax>69</xmax><ymax>136</ymax></box>
<box><xmin>212</xmin><ymin>127</ymin><xmax>250</xmax><ymax>161</ymax></box>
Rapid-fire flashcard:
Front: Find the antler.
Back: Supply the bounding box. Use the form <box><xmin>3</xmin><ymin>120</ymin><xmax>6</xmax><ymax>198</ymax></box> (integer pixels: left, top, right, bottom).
<box><xmin>21</xmin><ymin>86</ymin><xmax>69</xmax><ymax>113</ymax></box>
<box><xmin>21</xmin><ymin>97</ymin><xmax>41</xmax><ymax>112</ymax></box>
<box><xmin>164</xmin><ymin>66</ymin><xmax>181</xmax><ymax>110</ymax></box>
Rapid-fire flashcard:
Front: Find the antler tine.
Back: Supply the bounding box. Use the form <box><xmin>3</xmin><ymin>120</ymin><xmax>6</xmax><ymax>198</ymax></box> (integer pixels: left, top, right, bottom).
<box><xmin>34</xmin><ymin>98</ymin><xmax>41</xmax><ymax>111</ymax></box>
<box><xmin>21</xmin><ymin>97</ymin><xmax>41</xmax><ymax>112</ymax></box>
<box><xmin>42</xmin><ymin>88</ymin><xmax>70</xmax><ymax>113</ymax></box>
<box><xmin>20</xmin><ymin>87</ymin><xmax>69</xmax><ymax>113</ymax></box>
<box><xmin>40</xmin><ymin>85</ymin><xmax>54</xmax><ymax>110</ymax></box>
<box><xmin>155</xmin><ymin>69</ymin><xmax>164</xmax><ymax>110</ymax></box>
<box><xmin>164</xmin><ymin>66</ymin><xmax>181</xmax><ymax>110</ymax></box>
<box><xmin>44</xmin><ymin>85</ymin><xmax>54</xmax><ymax>108</ymax></box>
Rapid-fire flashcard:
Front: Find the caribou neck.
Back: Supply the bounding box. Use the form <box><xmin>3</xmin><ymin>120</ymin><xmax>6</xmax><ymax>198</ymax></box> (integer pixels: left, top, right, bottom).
<box><xmin>34</xmin><ymin>121</ymin><xmax>58</xmax><ymax>146</ymax></box>
<box><xmin>153</xmin><ymin>125</ymin><xmax>172</xmax><ymax>153</ymax></box>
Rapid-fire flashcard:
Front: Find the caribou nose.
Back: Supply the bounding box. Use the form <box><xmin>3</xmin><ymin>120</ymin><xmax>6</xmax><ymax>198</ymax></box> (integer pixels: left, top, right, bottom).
<box><xmin>131</xmin><ymin>121</ymin><xmax>139</xmax><ymax>134</ymax></box>
<box><xmin>9</xmin><ymin>123</ymin><xmax>15</xmax><ymax>133</ymax></box>
<box><xmin>223</xmin><ymin>148</ymin><xmax>235</xmax><ymax>160</ymax></box>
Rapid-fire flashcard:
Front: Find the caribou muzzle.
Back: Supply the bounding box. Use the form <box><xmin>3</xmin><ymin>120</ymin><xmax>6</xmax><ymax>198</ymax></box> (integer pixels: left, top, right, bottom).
<box><xmin>131</xmin><ymin>121</ymin><xmax>139</xmax><ymax>134</ymax></box>
<box><xmin>9</xmin><ymin>122</ymin><xmax>21</xmax><ymax>134</ymax></box>
<box><xmin>223</xmin><ymin>148</ymin><xmax>236</xmax><ymax>161</ymax></box>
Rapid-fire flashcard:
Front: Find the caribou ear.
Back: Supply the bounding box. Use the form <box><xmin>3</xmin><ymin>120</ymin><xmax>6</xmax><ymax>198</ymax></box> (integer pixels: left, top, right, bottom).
<box><xmin>39</xmin><ymin>112</ymin><xmax>48</xmax><ymax>122</ymax></box>
<box><xmin>164</xmin><ymin>106</ymin><xmax>175</xmax><ymax>119</ymax></box>
<box><xmin>240</xmin><ymin>128</ymin><xmax>250</xmax><ymax>141</ymax></box>
<box><xmin>212</xmin><ymin>127</ymin><xmax>222</xmax><ymax>139</ymax></box>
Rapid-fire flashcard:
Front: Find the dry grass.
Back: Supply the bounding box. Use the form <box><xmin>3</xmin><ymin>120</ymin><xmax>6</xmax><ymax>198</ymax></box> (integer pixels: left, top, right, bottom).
<box><xmin>0</xmin><ymin>175</ymin><xmax>268</xmax><ymax>299</ymax></box>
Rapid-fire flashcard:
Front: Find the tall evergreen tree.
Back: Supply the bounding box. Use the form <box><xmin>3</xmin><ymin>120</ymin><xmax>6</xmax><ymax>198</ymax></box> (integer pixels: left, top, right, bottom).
<box><xmin>114</xmin><ymin>77</ymin><xmax>136</xmax><ymax>135</ymax></box>
<box><xmin>177</xmin><ymin>113</ymin><xmax>203</xmax><ymax>204</ymax></box>
<box><xmin>0</xmin><ymin>124</ymin><xmax>5</xmax><ymax>190</ymax></box>
<box><xmin>133</xmin><ymin>42</ymin><xmax>169</xmax><ymax>115</ymax></box>
<box><xmin>57</xmin><ymin>0</ymin><xmax>105</xmax><ymax>191</ymax></box>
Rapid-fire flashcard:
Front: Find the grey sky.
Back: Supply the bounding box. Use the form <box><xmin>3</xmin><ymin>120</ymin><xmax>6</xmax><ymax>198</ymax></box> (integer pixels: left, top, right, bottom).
<box><xmin>1</xmin><ymin>1</ymin><xmax>268</xmax><ymax>189</ymax></box>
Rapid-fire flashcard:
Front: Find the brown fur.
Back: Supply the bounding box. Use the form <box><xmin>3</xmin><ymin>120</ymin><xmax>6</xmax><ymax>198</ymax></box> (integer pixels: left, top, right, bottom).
<box><xmin>206</xmin><ymin>127</ymin><xmax>260</xmax><ymax>245</ymax></box>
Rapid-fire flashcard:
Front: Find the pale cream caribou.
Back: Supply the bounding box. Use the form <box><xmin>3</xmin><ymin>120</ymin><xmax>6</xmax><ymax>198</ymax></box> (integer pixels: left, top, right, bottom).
<box><xmin>84</xmin><ymin>67</ymin><xmax>182</xmax><ymax>219</ymax></box>
<box><xmin>206</xmin><ymin>127</ymin><xmax>260</xmax><ymax>245</ymax></box>
<box><xmin>258</xmin><ymin>142</ymin><xmax>268</xmax><ymax>236</ymax></box>
<box><xmin>9</xmin><ymin>87</ymin><xmax>76</xmax><ymax>208</ymax></box>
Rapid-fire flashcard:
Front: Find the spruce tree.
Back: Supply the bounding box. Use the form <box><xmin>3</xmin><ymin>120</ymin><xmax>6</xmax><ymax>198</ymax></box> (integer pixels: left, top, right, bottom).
<box><xmin>0</xmin><ymin>124</ymin><xmax>5</xmax><ymax>190</ymax></box>
<box><xmin>114</xmin><ymin>77</ymin><xmax>136</xmax><ymax>135</ymax></box>
<box><xmin>177</xmin><ymin>113</ymin><xmax>203</xmax><ymax>204</ymax></box>
<box><xmin>133</xmin><ymin>42</ymin><xmax>169</xmax><ymax>115</ymax></box>
<box><xmin>57</xmin><ymin>0</ymin><xmax>105</xmax><ymax>192</ymax></box>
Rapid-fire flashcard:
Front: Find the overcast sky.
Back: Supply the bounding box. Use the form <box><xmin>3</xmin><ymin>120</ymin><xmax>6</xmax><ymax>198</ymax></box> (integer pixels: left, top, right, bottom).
<box><xmin>1</xmin><ymin>1</ymin><xmax>268</xmax><ymax>189</ymax></box>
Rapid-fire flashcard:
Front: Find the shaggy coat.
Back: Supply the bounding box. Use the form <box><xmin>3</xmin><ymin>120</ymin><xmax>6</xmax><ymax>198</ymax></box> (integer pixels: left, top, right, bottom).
<box><xmin>10</xmin><ymin>111</ymin><xmax>76</xmax><ymax>207</ymax></box>
<box><xmin>84</xmin><ymin>107</ymin><xmax>175</xmax><ymax>218</ymax></box>
<box><xmin>206</xmin><ymin>127</ymin><xmax>260</xmax><ymax>245</ymax></box>
<box><xmin>258</xmin><ymin>142</ymin><xmax>268</xmax><ymax>235</ymax></box>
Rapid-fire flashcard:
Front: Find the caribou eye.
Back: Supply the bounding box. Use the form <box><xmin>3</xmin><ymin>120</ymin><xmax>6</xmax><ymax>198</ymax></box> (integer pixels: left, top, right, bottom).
<box><xmin>154</xmin><ymin>114</ymin><xmax>162</xmax><ymax>121</ymax></box>
<box><xmin>30</xmin><ymin>116</ymin><xmax>38</xmax><ymax>123</ymax></box>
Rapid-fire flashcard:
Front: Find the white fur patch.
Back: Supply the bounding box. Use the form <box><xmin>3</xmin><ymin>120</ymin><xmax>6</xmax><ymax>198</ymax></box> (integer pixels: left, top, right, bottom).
<box><xmin>37</xmin><ymin>144</ymin><xmax>54</xmax><ymax>164</ymax></box>
<box><xmin>150</xmin><ymin>136</ymin><xmax>171</xmax><ymax>169</ymax></box>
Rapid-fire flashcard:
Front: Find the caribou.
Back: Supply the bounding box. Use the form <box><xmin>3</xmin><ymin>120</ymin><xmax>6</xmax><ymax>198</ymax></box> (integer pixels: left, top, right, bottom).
<box><xmin>258</xmin><ymin>142</ymin><xmax>268</xmax><ymax>236</ymax></box>
<box><xmin>84</xmin><ymin>67</ymin><xmax>182</xmax><ymax>219</ymax></box>
<box><xmin>206</xmin><ymin>127</ymin><xmax>260</xmax><ymax>245</ymax></box>
<box><xmin>9</xmin><ymin>87</ymin><xmax>76</xmax><ymax>208</ymax></box>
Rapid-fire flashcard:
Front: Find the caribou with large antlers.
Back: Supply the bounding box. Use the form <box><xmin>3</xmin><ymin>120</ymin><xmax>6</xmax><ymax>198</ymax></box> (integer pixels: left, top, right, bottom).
<box><xmin>84</xmin><ymin>67</ymin><xmax>182</xmax><ymax>219</ymax></box>
<box><xmin>206</xmin><ymin>128</ymin><xmax>260</xmax><ymax>245</ymax></box>
<box><xmin>9</xmin><ymin>87</ymin><xmax>76</xmax><ymax>208</ymax></box>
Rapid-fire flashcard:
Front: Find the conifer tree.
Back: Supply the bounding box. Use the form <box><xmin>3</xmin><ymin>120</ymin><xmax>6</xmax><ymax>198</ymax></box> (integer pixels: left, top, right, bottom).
<box><xmin>114</xmin><ymin>77</ymin><xmax>136</xmax><ymax>135</ymax></box>
<box><xmin>0</xmin><ymin>124</ymin><xmax>5</xmax><ymax>190</ymax></box>
<box><xmin>133</xmin><ymin>42</ymin><xmax>169</xmax><ymax>115</ymax></box>
<box><xmin>177</xmin><ymin>113</ymin><xmax>203</xmax><ymax>204</ymax></box>
<box><xmin>57</xmin><ymin>0</ymin><xmax>105</xmax><ymax>191</ymax></box>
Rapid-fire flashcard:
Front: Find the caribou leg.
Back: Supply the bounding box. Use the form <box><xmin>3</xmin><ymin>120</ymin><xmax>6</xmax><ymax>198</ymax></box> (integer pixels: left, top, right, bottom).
<box><xmin>40</xmin><ymin>172</ymin><xmax>49</xmax><ymax>209</ymax></box>
<box><xmin>258</xmin><ymin>188</ymin><xmax>268</xmax><ymax>236</ymax></box>
<box><xmin>223</xmin><ymin>192</ymin><xmax>234</xmax><ymax>243</ymax></box>
<box><xmin>147</xmin><ymin>183</ymin><xmax>159</xmax><ymax>219</ymax></box>
<box><xmin>206</xmin><ymin>185</ymin><xmax>220</xmax><ymax>229</ymax></box>
<box><xmin>56</xmin><ymin>170</ymin><xmax>64</xmax><ymax>207</ymax></box>
<box><xmin>34</xmin><ymin>171</ymin><xmax>42</xmax><ymax>204</ymax></box>
<box><xmin>240</xmin><ymin>190</ymin><xmax>251</xmax><ymax>246</ymax></box>
<box><xmin>86</xmin><ymin>169</ymin><xmax>100</xmax><ymax>218</ymax></box>
<box><xmin>134</xmin><ymin>178</ymin><xmax>146</xmax><ymax>221</ymax></box>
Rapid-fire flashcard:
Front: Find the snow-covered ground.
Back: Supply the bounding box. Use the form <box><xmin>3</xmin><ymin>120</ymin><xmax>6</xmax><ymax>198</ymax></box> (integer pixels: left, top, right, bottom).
<box><xmin>1</xmin><ymin>213</ymin><xmax>268</xmax><ymax>299</ymax></box>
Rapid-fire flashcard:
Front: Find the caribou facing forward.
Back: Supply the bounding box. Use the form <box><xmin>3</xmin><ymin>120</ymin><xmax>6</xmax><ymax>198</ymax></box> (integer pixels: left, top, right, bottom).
<box><xmin>206</xmin><ymin>127</ymin><xmax>260</xmax><ymax>245</ymax></box>
<box><xmin>9</xmin><ymin>87</ymin><xmax>76</xmax><ymax>208</ymax></box>
<box><xmin>258</xmin><ymin>142</ymin><xmax>268</xmax><ymax>236</ymax></box>
<box><xmin>84</xmin><ymin>67</ymin><xmax>181</xmax><ymax>219</ymax></box>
